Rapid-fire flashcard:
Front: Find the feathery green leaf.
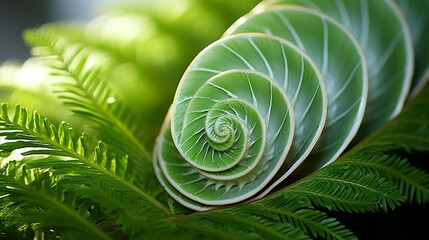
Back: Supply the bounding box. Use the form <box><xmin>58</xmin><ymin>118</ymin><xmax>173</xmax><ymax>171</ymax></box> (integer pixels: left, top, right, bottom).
<box><xmin>0</xmin><ymin>161</ymin><xmax>110</xmax><ymax>239</ymax></box>
<box><xmin>0</xmin><ymin>104</ymin><xmax>172</xmax><ymax>235</ymax></box>
<box><xmin>23</xmin><ymin>28</ymin><xmax>153</xmax><ymax>170</ymax></box>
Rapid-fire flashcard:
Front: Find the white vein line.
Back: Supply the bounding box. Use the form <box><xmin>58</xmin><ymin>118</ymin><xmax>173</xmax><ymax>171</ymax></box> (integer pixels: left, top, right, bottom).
<box><xmin>193</xmin><ymin>96</ymin><xmax>219</xmax><ymax>103</ymax></box>
<box><xmin>264</xmin><ymin>27</ymin><xmax>273</xmax><ymax>35</ymax></box>
<box><xmin>292</xmin><ymin>57</ymin><xmax>305</xmax><ymax>105</ymax></box>
<box><xmin>179</xmin><ymin>177</ymin><xmax>204</xmax><ymax>187</ymax></box>
<box><xmin>220</xmin><ymin>150</ymin><xmax>236</xmax><ymax>166</ymax></box>
<box><xmin>335</xmin><ymin>0</ymin><xmax>351</xmax><ymax>29</ymax></box>
<box><xmin>216</xmin><ymin>150</ymin><xmax>228</xmax><ymax>168</ymax></box>
<box><xmin>227</xmin><ymin>101</ymin><xmax>241</xmax><ymax>118</ymax></box>
<box><xmin>218</xmin><ymin>186</ymin><xmax>231</xmax><ymax>200</ymax></box>
<box><xmin>249</xmin><ymin>38</ymin><xmax>274</xmax><ymax>78</ymax></box>
<box><xmin>209</xmin><ymin>148</ymin><xmax>215</xmax><ymax>166</ymax></box>
<box><xmin>291</xmin><ymin>125</ymin><xmax>319</xmax><ymax>159</ymax></box>
<box><xmin>234</xmin><ymin>129</ymin><xmax>243</xmax><ymax>144</ymax></box>
<box><xmin>193</xmin><ymin>183</ymin><xmax>211</xmax><ymax>196</ymax></box>
<box><xmin>330</xmin><ymin>61</ymin><xmax>361</xmax><ymax>104</ymax></box>
<box><xmin>194</xmin><ymin>141</ymin><xmax>208</xmax><ymax>161</ymax></box>
<box><xmin>193</xmin><ymin>67</ymin><xmax>222</xmax><ymax>74</ymax></box>
<box><xmin>180</xmin><ymin>128</ymin><xmax>205</xmax><ymax>153</ymax></box>
<box><xmin>186</xmin><ymin>109</ymin><xmax>209</xmax><ymax>115</ymax></box>
<box><xmin>326</xmin><ymin>98</ymin><xmax>361</xmax><ymax>128</ymax></box>
<box><xmin>275</xmin><ymin>12</ymin><xmax>305</xmax><ymax>49</ymax></box>
<box><xmin>202</xmin><ymin>143</ymin><xmax>210</xmax><ymax>166</ymax></box>
<box><xmin>360</xmin><ymin>0</ymin><xmax>370</xmax><ymax>49</ymax></box>
<box><xmin>281</xmin><ymin>45</ymin><xmax>289</xmax><ymax>90</ymax></box>
<box><xmin>249</xmin><ymin>120</ymin><xmax>257</xmax><ymax>141</ymax></box>
<box><xmin>265</xmin><ymin>83</ymin><xmax>273</xmax><ymax>127</ymax></box>
<box><xmin>241</xmin><ymin>102</ymin><xmax>249</xmax><ymax>127</ymax></box>
<box><xmin>209</xmin><ymin>82</ymin><xmax>239</xmax><ymax>98</ymax></box>
<box><xmin>182</xmin><ymin>114</ymin><xmax>206</xmax><ymax>130</ymax></box>
<box><xmin>221</xmin><ymin>43</ymin><xmax>255</xmax><ymax>70</ymax></box>
<box><xmin>321</xmin><ymin>18</ymin><xmax>329</xmax><ymax>77</ymax></box>
<box><xmin>312</xmin><ymin>134</ymin><xmax>346</xmax><ymax>152</ymax></box>
<box><xmin>249</xmin><ymin>130</ymin><xmax>262</xmax><ymax>147</ymax></box>
<box><xmin>371</xmin><ymin>31</ymin><xmax>402</xmax><ymax>78</ymax></box>
<box><xmin>370</xmin><ymin>68</ymin><xmax>404</xmax><ymax>100</ymax></box>
<box><xmin>177</xmin><ymin>96</ymin><xmax>192</xmax><ymax>105</ymax></box>
<box><xmin>269</xmin><ymin>112</ymin><xmax>287</xmax><ymax>146</ymax></box>
<box><xmin>298</xmin><ymin>84</ymin><xmax>320</xmax><ymax>124</ymax></box>
<box><xmin>245</xmin><ymin>73</ymin><xmax>258</xmax><ymax>107</ymax></box>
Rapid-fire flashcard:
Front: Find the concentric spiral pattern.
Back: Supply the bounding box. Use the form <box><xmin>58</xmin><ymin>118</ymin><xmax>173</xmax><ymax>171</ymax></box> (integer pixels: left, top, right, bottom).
<box><xmin>153</xmin><ymin>0</ymin><xmax>413</xmax><ymax>211</ymax></box>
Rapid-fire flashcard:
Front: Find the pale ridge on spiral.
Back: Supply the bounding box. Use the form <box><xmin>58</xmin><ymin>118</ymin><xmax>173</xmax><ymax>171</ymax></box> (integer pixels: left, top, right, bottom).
<box><xmin>153</xmin><ymin>0</ymin><xmax>414</xmax><ymax>211</ymax></box>
<box><xmin>154</xmin><ymin>33</ymin><xmax>327</xmax><ymax>209</ymax></box>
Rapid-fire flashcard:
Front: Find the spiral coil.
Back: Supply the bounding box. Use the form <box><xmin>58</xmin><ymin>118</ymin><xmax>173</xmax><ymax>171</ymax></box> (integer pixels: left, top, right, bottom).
<box><xmin>154</xmin><ymin>0</ymin><xmax>413</xmax><ymax>211</ymax></box>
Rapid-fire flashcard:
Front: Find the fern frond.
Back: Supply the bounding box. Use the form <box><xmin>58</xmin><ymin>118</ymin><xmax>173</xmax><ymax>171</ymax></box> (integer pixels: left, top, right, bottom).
<box><xmin>178</xmin><ymin>217</ymin><xmax>258</xmax><ymax>240</ymax></box>
<box><xmin>23</xmin><ymin>27</ymin><xmax>153</xmax><ymax>170</ymax></box>
<box><xmin>265</xmin><ymin>84</ymin><xmax>429</xmax><ymax>218</ymax></box>
<box><xmin>58</xmin><ymin>174</ymin><xmax>175</xmax><ymax>237</ymax></box>
<box><xmin>280</xmin><ymin>168</ymin><xmax>404</xmax><ymax>214</ymax></box>
<box><xmin>0</xmin><ymin>60</ymin><xmax>85</xmax><ymax>130</ymax></box>
<box><xmin>250</xmin><ymin>195</ymin><xmax>357</xmax><ymax>240</ymax></box>
<box><xmin>352</xmin><ymin>83</ymin><xmax>429</xmax><ymax>154</ymax></box>
<box><xmin>180</xmin><ymin>195</ymin><xmax>351</xmax><ymax>240</ymax></box>
<box><xmin>0</xmin><ymin>104</ymin><xmax>172</xmax><ymax>233</ymax></box>
<box><xmin>334</xmin><ymin>84</ymin><xmax>429</xmax><ymax>205</ymax></box>
<box><xmin>337</xmin><ymin>154</ymin><xmax>429</xmax><ymax>205</ymax></box>
<box><xmin>182</xmin><ymin>209</ymin><xmax>310</xmax><ymax>240</ymax></box>
<box><xmin>0</xmin><ymin>161</ymin><xmax>110</xmax><ymax>239</ymax></box>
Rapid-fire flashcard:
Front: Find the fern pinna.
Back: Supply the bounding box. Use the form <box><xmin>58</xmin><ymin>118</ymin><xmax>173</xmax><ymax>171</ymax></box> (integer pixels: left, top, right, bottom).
<box><xmin>1</xmin><ymin>0</ymin><xmax>428</xmax><ymax>239</ymax></box>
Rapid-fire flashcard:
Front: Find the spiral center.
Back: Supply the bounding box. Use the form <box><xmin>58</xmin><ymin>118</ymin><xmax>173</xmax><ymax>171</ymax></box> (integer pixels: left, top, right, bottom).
<box><xmin>206</xmin><ymin>115</ymin><xmax>236</xmax><ymax>151</ymax></box>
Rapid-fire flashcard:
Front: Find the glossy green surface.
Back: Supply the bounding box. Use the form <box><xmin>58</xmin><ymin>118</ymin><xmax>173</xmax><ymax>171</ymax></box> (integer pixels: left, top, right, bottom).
<box><xmin>394</xmin><ymin>0</ymin><xmax>429</xmax><ymax>96</ymax></box>
<box><xmin>226</xmin><ymin>6</ymin><xmax>367</xmax><ymax>177</ymax></box>
<box><xmin>153</xmin><ymin>0</ymin><xmax>416</xmax><ymax>210</ymax></box>
<box><xmin>266</xmin><ymin>0</ymin><xmax>413</xmax><ymax>139</ymax></box>
<box><xmin>154</xmin><ymin>34</ymin><xmax>326</xmax><ymax>207</ymax></box>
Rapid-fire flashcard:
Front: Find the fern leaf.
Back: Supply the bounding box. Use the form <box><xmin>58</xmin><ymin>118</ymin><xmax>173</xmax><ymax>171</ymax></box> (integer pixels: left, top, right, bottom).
<box><xmin>337</xmin><ymin>154</ymin><xmax>429</xmax><ymax>205</ymax></box>
<box><xmin>58</xmin><ymin>174</ymin><xmax>175</xmax><ymax>237</ymax></box>
<box><xmin>337</xmin><ymin>83</ymin><xmax>429</xmax><ymax>205</ymax></box>
<box><xmin>0</xmin><ymin>161</ymin><xmax>110</xmax><ymax>239</ymax></box>
<box><xmin>180</xmin><ymin>196</ymin><xmax>348</xmax><ymax>240</ymax></box>
<box><xmin>282</xmin><ymin>167</ymin><xmax>404</xmax><ymax>214</ymax></box>
<box><xmin>250</xmin><ymin>195</ymin><xmax>357</xmax><ymax>240</ymax></box>
<box><xmin>0</xmin><ymin>104</ymin><xmax>172</xmax><ymax>234</ymax></box>
<box><xmin>212</xmin><ymin>209</ymin><xmax>311</xmax><ymax>240</ymax></box>
<box><xmin>23</xmin><ymin>27</ymin><xmax>153</xmax><ymax>170</ymax></box>
<box><xmin>264</xmin><ymin>84</ymin><xmax>429</xmax><ymax>218</ymax></box>
<box><xmin>182</xmin><ymin>210</ymin><xmax>310</xmax><ymax>240</ymax></box>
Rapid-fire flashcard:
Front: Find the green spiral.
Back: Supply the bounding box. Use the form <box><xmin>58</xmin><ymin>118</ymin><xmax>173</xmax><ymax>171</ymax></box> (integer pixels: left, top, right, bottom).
<box><xmin>154</xmin><ymin>0</ymin><xmax>414</xmax><ymax>211</ymax></box>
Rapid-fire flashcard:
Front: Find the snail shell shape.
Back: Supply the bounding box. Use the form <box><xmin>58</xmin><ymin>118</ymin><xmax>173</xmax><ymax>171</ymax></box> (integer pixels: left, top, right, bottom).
<box><xmin>153</xmin><ymin>1</ymin><xmax>413</xmax><ymax>211</ymax></box>
<box><xmin>154</xmin><ymin>33</ymin><xmax>327</xmax><ymax>210</ymax></box>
